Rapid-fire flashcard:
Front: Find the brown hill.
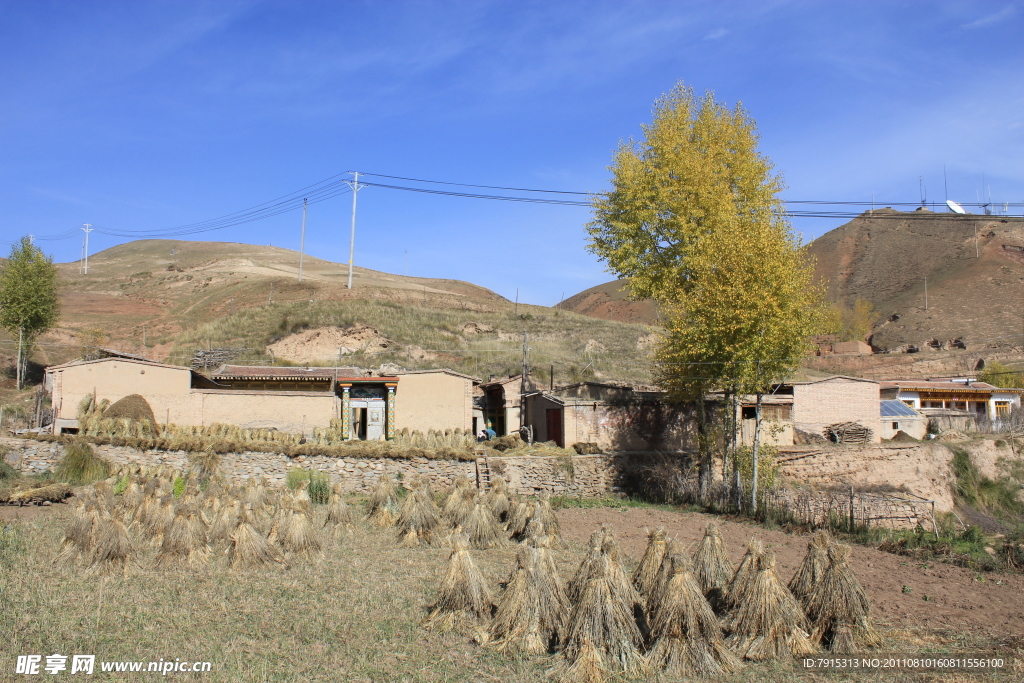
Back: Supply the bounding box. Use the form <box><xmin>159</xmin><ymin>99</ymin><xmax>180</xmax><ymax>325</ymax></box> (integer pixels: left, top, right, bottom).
<box><xmin>6</xmin><ymin>239</ymin><xmax>657</xmax><ymax>386</ymax></box>
<box><xmin>808</xmin><ymin>209</ymin><xmax>1024</xmax><ymax>354</ymax></box>
<box><xmin>555</xmin><ymin>279</ymin><xmax>659</xmax><ymax>324</ymax></box>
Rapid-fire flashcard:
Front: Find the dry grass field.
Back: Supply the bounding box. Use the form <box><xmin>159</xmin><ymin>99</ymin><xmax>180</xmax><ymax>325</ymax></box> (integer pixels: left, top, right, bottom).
<box><xmin>1</xmin><ymin>499</ymin><xmax>1021</xmax><ymax>683</ymax></box>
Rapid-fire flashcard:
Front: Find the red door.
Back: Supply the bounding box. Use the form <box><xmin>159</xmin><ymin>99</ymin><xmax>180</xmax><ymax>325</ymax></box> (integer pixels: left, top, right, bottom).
<box><xmin>546</xmin><ymin>408</ymin><xmax>564</xmax><ymax>448</ymax></box>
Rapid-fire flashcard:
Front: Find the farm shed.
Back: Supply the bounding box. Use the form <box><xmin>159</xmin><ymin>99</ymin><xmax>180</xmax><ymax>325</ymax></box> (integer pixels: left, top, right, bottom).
<box><xmin>46</xmin><ymin>358</ymin><xmax>478</xmax><ymax>439</ymax></box>
<box><xmin>524</xmin><ymin>382</ymin><xmax>693</xmax><ymax>452</ymax></box>
<box><xmin>879</xmin><ymin>399</ymin><xmax>927</xmax><ymax>440</ymax></box>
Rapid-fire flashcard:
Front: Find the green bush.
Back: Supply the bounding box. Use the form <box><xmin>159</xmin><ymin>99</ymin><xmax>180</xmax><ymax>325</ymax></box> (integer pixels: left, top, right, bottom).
<box><xmin>0</xmin><ymin>459</ymin><xmax>19</xmax><ymax>481</ymax></box>
<box><xmin>286</xmin><ymin>468</ymin><xmax>310</xmax><ymax>490</ymax></box>
<box><xmin>54</xmin><ymin>442</ymin><xmax>111</xmax><ymax>485</ymax></box>
<box><xmin>308</xmin><ymin>471</ymin><xmax>331</xmax><ymax>505</ymax></box>
<box><xmin>172</xmin><ymin>476</ymin><xmax>187</xmax><ymax>498</ymax></box>
<box><xmin>113</xmin><ymin>475</ymin><xmax>129</xmax><ymax>495</ymax></box>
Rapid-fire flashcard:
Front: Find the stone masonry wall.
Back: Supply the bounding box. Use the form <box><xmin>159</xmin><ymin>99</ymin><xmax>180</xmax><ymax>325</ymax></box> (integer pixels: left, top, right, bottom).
<box><xmin>1</xmin><ymin>438</ymin><xmax>622</xmax><ymax>497</ymax></box>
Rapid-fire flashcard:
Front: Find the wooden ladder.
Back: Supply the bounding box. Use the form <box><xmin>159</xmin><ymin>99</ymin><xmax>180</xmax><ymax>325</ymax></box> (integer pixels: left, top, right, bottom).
<box><xmin>475</xmin><ymin>451</ymin><xmax>491</xmax><ymax>490</ymax></box>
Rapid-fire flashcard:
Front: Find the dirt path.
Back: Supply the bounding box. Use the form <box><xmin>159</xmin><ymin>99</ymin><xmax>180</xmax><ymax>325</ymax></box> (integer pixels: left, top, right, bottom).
<box><xmin>556</xmin><ymin>507</ymin><xmax>1024</xmax><ymax>640</ymax></box>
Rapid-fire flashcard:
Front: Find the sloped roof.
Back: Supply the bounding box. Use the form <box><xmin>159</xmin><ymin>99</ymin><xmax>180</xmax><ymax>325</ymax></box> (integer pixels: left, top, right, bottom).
<box><xmin>213</xmin><ymin>365</ymin><xmax>364</xmax><ymax>380</ymax></box>
<box><xmin>394</xmin><ymin>368</ymin><xmax>480</xmax><ymax>382</ymax></box>
<box><xmin>881</xmin><ymin>399</ymin><xmax>921</xmax><ymax>418</ymax></box>
<box><xmin>880</xmin><ymin>379</ymin><xmax>1021</xmax><ymax>393</ymax></box>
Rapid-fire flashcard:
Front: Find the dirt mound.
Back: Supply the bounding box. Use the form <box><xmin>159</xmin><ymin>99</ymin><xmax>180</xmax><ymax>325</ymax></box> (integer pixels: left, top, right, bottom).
<box><xmin>461</xmin><ymin>322</ymin><xmax>495</xmax><ymax>335</ymax></box>
<box><xmin>557</xmin><ymin>279</ymin><xmax>660</xmax><ymax>324</ymax></box>
<box><xmin>104</xmin><ymin>394</ymin><xmax>156</xmax><ymax>423</ymax></box>
<box><xmin>267</xmin><ymin>325</ymin><xmax>392</xmax><ymax>362</ymax></box>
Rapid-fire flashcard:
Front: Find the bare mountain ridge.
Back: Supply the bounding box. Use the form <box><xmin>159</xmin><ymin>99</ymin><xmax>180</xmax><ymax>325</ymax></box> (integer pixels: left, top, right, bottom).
<box><xmin>808</xmin><ymin>209</ymin><xmax>1024</xmax><ymax>353</ymax></box>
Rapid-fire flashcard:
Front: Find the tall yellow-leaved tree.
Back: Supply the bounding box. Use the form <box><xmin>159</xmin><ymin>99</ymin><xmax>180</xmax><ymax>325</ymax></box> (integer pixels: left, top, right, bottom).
<box><xmin>588</xmin><ymin>83</ymin><xmax>826</xmax><ymax>504</ymax></box>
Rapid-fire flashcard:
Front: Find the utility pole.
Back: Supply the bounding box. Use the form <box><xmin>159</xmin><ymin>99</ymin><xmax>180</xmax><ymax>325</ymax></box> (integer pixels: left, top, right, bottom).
<box><xmin>924</xmin><ymin>276</ymin><xmax>928</xmax><ymax>310</ymax></box>
<box><xmin>298</xmin><ymin>198</ymin><xmax>307</xmax><ymax>282</ymax></box>
<box><xmin>81</xmin><ymin>224</ymin><xmax>93</xmax><ymax>274</ymax></box>
<box><xmin>520</xmin><ymin>331</ymin><xmax>530</xmax><ymax>443</ymax></box>
<box><xmin>345</xmin><ymin>171</ymin><xmax>363</xmax><ymax>289</ymax></box>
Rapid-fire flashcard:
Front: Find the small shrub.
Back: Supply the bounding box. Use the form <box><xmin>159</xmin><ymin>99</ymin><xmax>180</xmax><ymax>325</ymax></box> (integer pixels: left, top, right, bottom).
<box><xmin>0</xmin><ymin>458</ymin><xmax>19</xmax><ymax>481</ymax></box>
<box><xmin>55</xmin><ymin>442</ymin><xmax>111</xmax><ymax>485</ymax></box>
<box><xmin>113</xmin><ymin>475</ymin><xmax>129</xmax><ymax>495</ymax></box>
<box><xmin>286</xmin><ymin>469</ymin><xmax>310</xmax><ymax>490</ymax></box>
<box><xmin>307</xmin><ymin>471</ymin><xmax>331</xmax><ymax>505</ymax></box>
<box><xmin>172</xmin><ymin>476</ymin><xmax>187</xmax><ymax>498</ymax></box>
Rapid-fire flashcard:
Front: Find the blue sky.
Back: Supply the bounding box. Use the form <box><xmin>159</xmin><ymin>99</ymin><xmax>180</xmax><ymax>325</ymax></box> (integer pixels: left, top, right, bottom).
<box><xmin>2</xmin><ymin>0</ymin><xmax>1023</xmax><ymax>305</ymax></box>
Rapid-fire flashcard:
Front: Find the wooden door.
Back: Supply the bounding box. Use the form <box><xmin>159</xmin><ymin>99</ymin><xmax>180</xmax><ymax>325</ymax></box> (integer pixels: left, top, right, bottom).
<box><xmin>546</xmin><ymin>408</ymin><xmax>564</xmax><ymax>448</ymax></box>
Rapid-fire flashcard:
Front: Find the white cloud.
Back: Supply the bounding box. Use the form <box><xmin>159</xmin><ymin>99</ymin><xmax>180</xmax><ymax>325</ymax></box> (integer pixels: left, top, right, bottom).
<box><xmin>704</xmin><ymin>27</ymin><xmax>729</xmax><ymax>40</ymax></box>
<box><xmin>962</xmin><ymin>4</ymin><xmax>1018</xmax><ymax>29</ymax></box>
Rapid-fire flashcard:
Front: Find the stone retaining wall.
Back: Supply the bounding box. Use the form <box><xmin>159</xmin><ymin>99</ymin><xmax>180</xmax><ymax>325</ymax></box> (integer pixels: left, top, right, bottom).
<box><xmin>0</xmin><ymin>438</ymin><xmax>624</xmax><ymax>496</ymax></box>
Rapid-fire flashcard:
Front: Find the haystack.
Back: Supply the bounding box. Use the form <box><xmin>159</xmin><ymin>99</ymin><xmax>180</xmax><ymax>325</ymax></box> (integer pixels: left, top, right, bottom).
<box><xmin>693</xmin><ymin>522</ymin><xmax>733</xmax><ymax>609</ymax></box>
<box><xmin>788</xmin><ymin>530</ymin><xmax>831</xmax><ymax>607</ymax></box>
<box><xmin>208</xmin><ymin>500</ymin><xmax>241</xmax><ymax>544</ymax></box>
<box><xmin>423</xmin><ymin>533</ymin><xmax>493</xmax><ymax>631</ymax></box>
<box><xmin>567</xmin><ymin>529</ymin><xmax>606</xmax><ymax>605</ymax></box>
<box><xmin>229</xmin><ymin>522</ymin><xmax>285</xmax><ymax>569</ymax></box>
<box><xmin>554</xmin><ymin>561</ymin><xmax>647</xmax><ymax>680</ymax></box>
<box><xmin>724</xmin><ymin>551</ymin><xmax>816</xmax><ymax>660</ymax></box>
<box><xmin>324</xmin><ymin>493</ymin><xmax>353</xmax><ymax>528</ymax></box>
<box><xmin>91</xmin><ymin>518</ymin><xmax>135</xmax><ymax>570</ymax></box>
<box><xmin>507</xmin><ymin>499</ymin><xmax>533</xmax><ymax>539</ymax></box>
<box><xmin>486</xmin><ymin>545</ymin><xmax>563</xmax><ymax>653</ymax></box>
<box><xmin>154</xmin><ymin>505</ymin><xmax>209</xmax><ymax>569</ymax></box>
<box><xmin>806</xmin><ymin>543</ymin><xmax>880</xmax><ymax>652</ymax></box>
<box><xmin>104</xmin><ymin>393</ymin><xmax>156</xmax><ymax>423</ymax></box>
<box><xmin>279</xmin><ymin>511</ymin><xmax>321</xmax><ymax>555</ymax></box>
<box><xmin>632</xmin><ymin>527</ymin><xmax>667</xmax><ymax>598</ymax></box>
<box><xmin>648</xmin><ymin>554</ymin><xmax>741</xmax><ymax>677</ymax></box>
<box><xmin>367</xmin><ymin>474</ymin><xmax>399</xmax><ymax>527</ymax></box>
<box><xmin>56</xmin><ymin>505</ymin><xmax>102</xmax><ymax>565</ymax></box>
<box><xmin>533</xmin><ymin>491</ymin><xmax>561</xmax><ymax>541</ymax></box>
<box><xmin>464</xmin><ymin>502</ymin><xmax>504</xmax><ymax>549</ymax></box>
<box><xmin>722</xmin><ymin>539</ymin><xmax>763</xmax><ymax>613</ymax></box>
<box><xmin>396</xmin><ymin>481</ymin><xmax>442</xmax><ymax>546</ymax></box>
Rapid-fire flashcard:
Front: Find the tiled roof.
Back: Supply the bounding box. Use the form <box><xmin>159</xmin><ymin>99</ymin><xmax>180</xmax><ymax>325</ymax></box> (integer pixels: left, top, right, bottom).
<box><xmin>879</xmin><ymin>380</ymin><xmax>1015</xmax><ymax>392</ymax></box>
<box><xmin>213</xmin><ymin>365</ymin><xmax>365</xmax><ymax>380</ymax></box>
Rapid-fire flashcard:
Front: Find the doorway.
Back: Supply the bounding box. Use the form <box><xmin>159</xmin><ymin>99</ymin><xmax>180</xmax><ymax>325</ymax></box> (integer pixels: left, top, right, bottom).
<box><xmin>546</xmin><ymin>408</ymin><xmax>564</xmax><ymax>448</ymax></box>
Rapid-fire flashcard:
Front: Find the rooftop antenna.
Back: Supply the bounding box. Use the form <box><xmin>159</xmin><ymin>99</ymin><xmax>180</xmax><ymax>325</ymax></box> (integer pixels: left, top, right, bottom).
<box><xmin>919</xmin><ymin>176</ymin><xmax>926</xmax><ymax>208</ymax></box>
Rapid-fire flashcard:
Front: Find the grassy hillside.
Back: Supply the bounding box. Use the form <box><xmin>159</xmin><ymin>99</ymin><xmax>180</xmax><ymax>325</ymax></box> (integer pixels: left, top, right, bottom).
<box><xmin>0</xmin><ymin>239</ymin><xmax>657</xmax><ymax>390</ymax></box>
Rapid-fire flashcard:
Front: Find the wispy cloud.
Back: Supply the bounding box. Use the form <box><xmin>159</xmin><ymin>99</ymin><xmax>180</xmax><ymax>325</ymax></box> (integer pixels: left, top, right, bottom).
<box><xmin>704</xmin><ymin>27</ymin><xmax>729</xmax><ymax>40</ymax></box>
<box><xmin>962</xmin><ymin>3</ymin><xmax>1018</xmax><ymax>29</ymax></box>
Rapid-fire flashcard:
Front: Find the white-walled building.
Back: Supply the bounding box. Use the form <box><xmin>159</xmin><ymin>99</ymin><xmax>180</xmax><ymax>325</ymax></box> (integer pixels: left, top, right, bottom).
<box><xmin>879</xmin><ymin>379</ymin><xmax>1022</xmax><ymax>421</ymax></box>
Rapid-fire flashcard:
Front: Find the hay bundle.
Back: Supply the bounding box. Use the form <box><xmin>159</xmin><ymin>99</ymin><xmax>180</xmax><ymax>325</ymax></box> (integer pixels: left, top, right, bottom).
<box><xmin>552</xmin><ymin>637</ymin><xmax>609</xmax><ymax>683</ymax></box>
<box><xmin>632</xmin><ymin>527</ymin><xmax>667</xmax><ymax>598</ymax></box>
<box><xmin>324</xmin><ymin>493</ymin><xmax>353</xmax><ymax>528</ymax></box>
<box><xmin>532</xmin><ymin>531</ymin><xmax>568</xmax><ymax>618</ymax></box>
<box><xmin>807</xmin><ymin>543</ymin><xmax>880</xmax><ymax>652</ymax></box>
<box><xmin>599</xmin><ymin>532</ymin><xmax>643</xmax><ymax>613</ymax></box>
<box><xmin>279</xmin><ymin>511</ymin><xmax>321</xmax><ymax>555</ymax></box>
<box><xmin>229</xmin><ymin>522</ymin><xmax>285</xmax><ymax>569</ymax></box>
<box><xmin>533</xmin><ymin>491</ymin><xmax>561</xmax><ymax>541</ymax></box>
<box><xmin>367</xmin><ymin>474</ymin><xmax>399</xmax><ymax>527</ymax></box>
<box><xmin>56</xmin><ymin>505</ymin><xmax>102</xmax><ymax>565</ymax></box>
<box><xmin>647</xmin><ymin>538</ymin><xmax>685</xmax><ymax>622</ymax></box>
<box><xmin>91</xmin><ymin>518</ymin><xmax>135</xmax><ymax>569</ymax></box>
<box><xmin>788</xmin><ymin>530</ymin><xmax>831</xmax><ymax>607</ymax></box>
<box><xmin>396</xmin><ymin>481</ymin><xmax>442</xmax><ymax>546</ymax></box>
<box><xmin>507</xmin><ymin>499</ymin><xmax>533</xmax><ymax>539</ymax></box>
<box><xmin>145</xmin><ymin>495</ymin><xmax>177</xmax><ymax>541</ymax></box>
<box><xmin>693</xmin><ymin>522</ymin><xmax>733</xmax><ymax>609</ymax></box>
<box><xmin>722</xmin><ymin>539</ymin><xmax>763</xmax><ymax>613</ymax></box>
<box><xmin>555</xmin><ymin>562</ymin><xmax>647</xmax><ymax>680</ymax></box>
<box><xmin>115</xmin><ymin>481</ymin><xmax>143</xmax><ymax>516</ymax></box>
<box><xmin>648</xmin><ymin>554</ymin><xmax>742</xmax><ymax>677</ymax></box>
<box><xmin>423</xmin><ymin>533</ymin><xmax>493</xmax><ymax>631</ymax></box>
<box><xmin>154</xmin><ymin>505</ymin><xmax>209</xmax><ymax>569</ymax></box>
<box><xmin>208</xmin><ymin>500</ymin><xmax>241</xmax><ymax>544</ymax></box>
<box><xmin>464</xmin><ymin>502</ymin><xmax>504</xmax><ymax>549</ymax></box>
<box><xmin>567</xmin><ymin>529</ymin><xmax>606</xmax><ymax>605</ymax></box>
<box><xmin>93</xmin><ymin>480</ymin><xmax>115</xmax><ymax>504</ymax></box>
<box><xmin>243</xmin><ymin>482</ymin><xmax>270</xmax><ymax>509</ymax></box>
<box><xmin>724</xmin><ymin>551</ymin><xmax>816</xmax><ymax>660</ymax></box>
<box><xmin>487</xmin><ymin>477</ymin><xmax>511</xmax><ymax>521</ymax></box>
<box><xmin>7</xmin><ymin>482</ymin><xmax>74</xmax><ymax>503</ymax></box>
<box><xmin>487</xmin><ymin>546</ymin><xmax>561</xmax><ymax>653</ymax></box>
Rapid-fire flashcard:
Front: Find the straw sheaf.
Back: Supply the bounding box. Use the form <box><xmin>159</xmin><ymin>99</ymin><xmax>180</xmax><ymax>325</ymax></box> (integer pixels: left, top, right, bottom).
<box><xmin>324</xmin><ymin>494</ymin><xmax>354</xmax><ymax>528</ymax></box>
<box><xmin>533</xmin><ymin>492</ymin><xmax>562</xmax><ymax>541</ymax></box>
<box><xmin>692</xmin><ymin>523</ymin><xmax>733</xmax><ymax>604</ymax></box>
<box><xmin>229</xmin><ymin>522</ymin><xmax>285</xmax><ymax>569</ymax></box>
<box><xmin>632</xmin><ymin>527</ymin><xmax>667</xmax><ymax>598</ymax></box>
<box><xmin>548</xmin><ymin>638</ymin><xmax>609</xmax><ymax>683</ymax></box>
<box><xmin>506</xmin><ymin>500</ymin><xmax>533</xmax><ymax>539</ymax></box>
<box><xmin>91</xmin><ymin>518</ymin><xmax>136</xmax><ymax>570</ymax></box>
<box><xmin>722</xmin><ymin>539</ymin><xmax>764</xmax><ymax>612</ymax></box>
<box><xmin>464</xmin><ymin>502</ymin><xmax>504</xmax><ymax>550</ymax></box>
<box><xmin>807</xmin><ymin>543</ymin><xmax>880</xmax><ymax>652</ymax></box>
<box><xmin>423</xmin><ymin>534</ymin><xmax>493</xmax><ymax>631</ymax></box>
<box><xmin>559</xmin><ymin>562</ymin><xmax>647</xmax><ymax>678</ymax></box>
<box><xmin>486</xmin><ymin>548</ymin><xmax>550</xmax><ymax>653</ymax></box>
<box><xmin>648</xmin><ymin>554</ymin><xmax>742</xmax><ymax>678</ymax></box>
<box><xmin>724</xmin><ymin>551</ymin><xmax>817</xmax><ymax>660</ymax></box>
<box><xmin>567</xmin><ymin>529</ymin><xmax>606</xmax><ymax>605</ymax></box>
<box><xmin>279</xmin><ymin>511</ymin><xmax>322</xmax><ymax>555</ymax></box>
<box><xmin>788</xmin><ymin>530</ymin><xmax>831</xmax><ymax>607</ymax></box>
<box><xmin>56</xmin><ymin>506</ymin><xmax>103</xmax><ymax>565</ymax></box>
<box><xmin>208</xmin><ymin>501</ymin><xmax>241</xmax><ymax>544</ymax></box>
<box><xmin>599</xmin><ymin>533</ymin><xmax>644</xmax><ymax>613</ymax></box>
<box><xmin>154</xmin><ymin>505</ymin><xmax>210</xmax><ymax>569</ymax></box>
